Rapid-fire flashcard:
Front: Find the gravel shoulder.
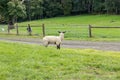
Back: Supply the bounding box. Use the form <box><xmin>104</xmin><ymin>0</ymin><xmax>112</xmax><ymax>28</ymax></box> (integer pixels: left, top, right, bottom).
<box><xmin>0</xmin><ymin>38</ymin><xmax>120</xmax><ymax>51</ymax></box>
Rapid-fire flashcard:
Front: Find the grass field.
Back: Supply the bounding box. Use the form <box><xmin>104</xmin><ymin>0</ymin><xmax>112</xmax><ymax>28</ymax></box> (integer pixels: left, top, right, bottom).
<box><xmin>0</xmin><ymin>15</ymin><xmax>120</xmax><ymax>41</ymax></box>
<box><xmin>20</xmin><ymin>15</ymin><xmax>120</xmax><ymax>26</ymax></box>
<box><xmin>0</xmin><ymin>15</ymin><xmax>120</xmax><ymax>80</ymax></box>
<box><xmin>0</xmin><ymin>41</ymin><xmax>120</xmax><ymax>80</ymax></box>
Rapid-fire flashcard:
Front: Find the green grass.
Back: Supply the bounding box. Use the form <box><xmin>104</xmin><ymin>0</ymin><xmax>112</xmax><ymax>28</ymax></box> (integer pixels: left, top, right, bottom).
<box><xmin>20</xmin><ymin>15</ymin><xmax>120</xmax><ymax>26</ymax></box>
<box><xmin>0</xmin><ymin>41</ymin><xmax>120</xmax><ymax>80</ymax></box>
<box><xmin>0</xmin><ymin>15</ymin><xmax>120</xmax><ymax>41</ymax></box>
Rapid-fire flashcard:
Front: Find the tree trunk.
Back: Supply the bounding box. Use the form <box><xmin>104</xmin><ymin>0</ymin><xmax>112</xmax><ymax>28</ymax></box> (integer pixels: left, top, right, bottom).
<box><xmin>115</xmin><ymin>8</ymin><xmax>118</xmax><ymax>14</ymax></box>
<box><xmin>8</xmin><ymin>19</ymin><xmax>15</xmax><ymax>30</ymax></box>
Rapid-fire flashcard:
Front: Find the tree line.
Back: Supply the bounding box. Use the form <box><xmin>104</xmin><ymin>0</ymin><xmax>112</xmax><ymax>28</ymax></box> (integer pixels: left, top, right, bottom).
<box><xmin>0</xmin><ymin>0</ymin><xmax>120</xmax><ymax>24</ymax></box>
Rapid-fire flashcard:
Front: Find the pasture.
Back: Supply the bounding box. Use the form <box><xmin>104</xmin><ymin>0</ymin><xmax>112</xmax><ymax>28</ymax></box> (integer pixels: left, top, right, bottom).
<box><xmin>0</xmin><ymin>41</ymin><xmax>120</xmax><ymax>80</ymax></box>
<box><xmin>0</xmin><ymin>15</ymin><xmax>120</xmax><ymax>41</ymax></box>
<box><xmin>0</xmin><ymin>15</ymin><xmax>120</xmax><ymax>80</ymax></box>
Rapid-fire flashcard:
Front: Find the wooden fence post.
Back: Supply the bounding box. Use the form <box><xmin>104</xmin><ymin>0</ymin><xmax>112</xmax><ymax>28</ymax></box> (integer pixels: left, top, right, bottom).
<box><xmin>89</xmin><ymin>25</ymin><xmax>92</xmax><ymax>38</ymax></box>
<box><xmin>27</xmin><ymin>24</ymin><xmax>32</xmax><ymax>36</ymax></box>
<box><xmin>8</xmin><ymin>25</ymin><xmax>10</xmax><ymax>34</ymax></box>
<box><xmin>42</xmin><ymin>24</ymin><xmax>45</xmax><ymax>37</ymax></box>
<box><xmin>16</xmin><ymin>24</ymin><xmax>19</xmax><ymax>35</ymax></box>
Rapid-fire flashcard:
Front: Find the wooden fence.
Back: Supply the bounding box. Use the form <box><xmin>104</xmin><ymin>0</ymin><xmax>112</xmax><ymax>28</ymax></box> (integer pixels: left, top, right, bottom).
<box><xmin>1</xmin><ymin>24</ymin><xmax>120</xmax><ymax>38</ymax></box>
<box><xmin>7</xmin><ymin>24</ymin><xmax>45</xmax><ymax>37</ymax></box>
<box><xmin>89</xmin><ymin>25</ymin><xmax>120</xmax><ymax>38</ymax></box>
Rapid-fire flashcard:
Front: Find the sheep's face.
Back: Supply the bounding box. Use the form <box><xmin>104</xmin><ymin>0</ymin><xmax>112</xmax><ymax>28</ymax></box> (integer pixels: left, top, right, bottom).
<box><xmin>58</xmin><ymin>31</ymin><xmax>66</xmax><ymax>40</ymax></box>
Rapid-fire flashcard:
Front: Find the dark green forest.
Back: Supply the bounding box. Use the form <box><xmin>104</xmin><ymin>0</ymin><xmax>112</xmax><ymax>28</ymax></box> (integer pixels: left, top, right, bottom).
<box><xmin>0</xmin><ymin>0</ymin><xmax>120</xmax><ymax>24</ymax></box>
<box><xmin>24</xmin><ymin>0</ymin><xmax>120</xmax><ymax>20</ymax></box>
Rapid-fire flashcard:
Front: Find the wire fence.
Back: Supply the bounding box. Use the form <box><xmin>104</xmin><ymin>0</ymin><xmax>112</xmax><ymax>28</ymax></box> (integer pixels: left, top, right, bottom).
<box><xmin>0</xmin><ymin>24</ymin><xmax>44</xmax><ymax>37</ymax></box>
<box><xmin>0</xmin><ymin>24</ymin><xmax>120</xmax><ymax>38</ymax></box>
<box><xmin>89</xmin><ymin>25</ymin><xmax>120</xmax><ymax>38</ymax></box>
<box><xmin>45</xmin><ymin>24</ymin><xmax>89</xmax><ymax>38</ymax></box>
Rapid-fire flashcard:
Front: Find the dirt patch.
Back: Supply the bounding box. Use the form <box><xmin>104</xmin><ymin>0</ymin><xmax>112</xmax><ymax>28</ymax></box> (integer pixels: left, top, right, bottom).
<box><xmin>0</xmin><ymin>37</ymin><xmax>120</xmax><ymax>51</ymax></box>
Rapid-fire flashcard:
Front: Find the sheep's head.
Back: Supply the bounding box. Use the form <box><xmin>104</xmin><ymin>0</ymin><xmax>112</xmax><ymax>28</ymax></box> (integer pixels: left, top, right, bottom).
<box><xmin>58</xmin><ymin>31</ymin><xmax>66</xmax><ymax>34</ymax></box>
<box><xmin>58</xmin><ymin>31</ymin><xmax>66</xmax><ymax>40</ymax></box>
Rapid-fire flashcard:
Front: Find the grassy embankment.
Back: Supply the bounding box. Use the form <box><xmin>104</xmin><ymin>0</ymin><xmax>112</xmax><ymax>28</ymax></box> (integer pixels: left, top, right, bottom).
<box><xmin>0</xmin><ymin>41</ymin><xmax>120</xmax><ymax>80</ymax></box>
<box><xmin>0</xmin><ymin>15</ymin><xmax>120</xmax><ymax>41</ymax></box>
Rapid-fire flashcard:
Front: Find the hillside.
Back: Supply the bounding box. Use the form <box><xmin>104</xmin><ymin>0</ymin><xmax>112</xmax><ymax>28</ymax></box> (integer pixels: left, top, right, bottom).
<box><xmin>20</xmin><ymin>15</ymin><xmax>120</xmax><ymax>26</ymax></box>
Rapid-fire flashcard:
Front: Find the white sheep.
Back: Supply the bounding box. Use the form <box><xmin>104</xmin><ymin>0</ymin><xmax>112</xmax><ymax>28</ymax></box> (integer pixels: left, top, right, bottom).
<box><xmin>43</xmin><ymin>31</ymin><xmax>66</xmax><ymax>49</ymax></box>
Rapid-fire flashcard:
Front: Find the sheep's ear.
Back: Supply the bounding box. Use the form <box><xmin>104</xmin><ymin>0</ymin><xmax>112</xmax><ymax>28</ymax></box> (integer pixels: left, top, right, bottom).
<box><xmin>63</xmin><ymin>31</ymin><xmax>66</xmax><ymax>33</ymax></box>
<box><xmin>58</xmin><ymin>31</ymin><xmax>61</xmax><ymax>33</ymax></box>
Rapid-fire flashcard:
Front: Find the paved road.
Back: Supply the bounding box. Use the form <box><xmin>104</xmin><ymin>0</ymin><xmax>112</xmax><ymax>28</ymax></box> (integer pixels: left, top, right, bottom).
<box><xmin>0</xmin><ymin>38</ymin><xmax>120</xmax><ymax>51</ymax></box>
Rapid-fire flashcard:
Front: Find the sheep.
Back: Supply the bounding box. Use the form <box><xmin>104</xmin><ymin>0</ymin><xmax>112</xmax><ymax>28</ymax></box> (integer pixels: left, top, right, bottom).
<box><xmin>43</xmin><ymin>31</ymin><xmax>66</xmax><ymax>49</ymax></box>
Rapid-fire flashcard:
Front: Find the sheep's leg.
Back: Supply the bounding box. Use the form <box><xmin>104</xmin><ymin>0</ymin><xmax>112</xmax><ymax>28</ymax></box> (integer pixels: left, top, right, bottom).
<box><xmin>57</xmin><ymin>44</ymin><xmax>60</xmax><ymax>49</ymax></box>
<box><xmin>43</xmin><ymin>41</ymin><xmax>48</xmax><ymax>47</ymax></box>
<box><xmin>45</xmin><ymin>45</ymin><xmax>48</xmax><ymax>47</ymax></box>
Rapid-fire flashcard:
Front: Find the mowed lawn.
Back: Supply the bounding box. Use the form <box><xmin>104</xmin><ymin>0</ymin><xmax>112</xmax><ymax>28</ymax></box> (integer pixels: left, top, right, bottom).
<box><xmin>0</xmin><ymin>41</ymin><xmax>120</xmax><ymax>80</ymax></box>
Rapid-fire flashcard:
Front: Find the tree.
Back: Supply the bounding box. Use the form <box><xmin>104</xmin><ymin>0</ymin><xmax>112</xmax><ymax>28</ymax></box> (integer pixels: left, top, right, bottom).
<box><xmin>61</xmin><ymin>0</ymin><xmax>72</xmax><ymax>15</ymax></box>
<box><xmin>8</xmin><ymin>0</ymin><xmax>26</xmax><ymax>23</ymax></box>
<box><xmin>105</xmin><ymin>0</ymin><xmax>120</xmax><ymax>14</ymax></box>
<box><xmin>0</xmin><ymin>0</ymin><xmax>9</xmax><ymax>22</ymax></box>
<box><xmin>71</xmin><ymin>0</ymin><xmax>81</xmax><ymax>14</ymax></box>
<box><xmin>0</xmin><ymin>0</ymin><xmax>26</xmax><ymax>25</ymax></box>
<box><xmin>1</xmin><ymin>0</ymin><xmax>120</xmax><ymax>22</ymax></box>
<box><xmin>92</xmin><ymin>0</ymin><xmax>105</xmax><ymax>14</ymax></box>
<box><xmin>30</xmin><ymin>0</ymin><xmax>43</xmax><ymax>19</ymax></box>
<box><xmin>41</xmin><ymin>0</ymin><xmax>62</xmax><ymax>18</ymax></box>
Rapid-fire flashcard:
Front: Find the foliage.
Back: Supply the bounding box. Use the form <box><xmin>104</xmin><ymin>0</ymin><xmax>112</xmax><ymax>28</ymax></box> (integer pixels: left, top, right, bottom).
<box><xmin>0</xmin><ymin>0</ymin><xmax>26</xmax><ymax>24</ymax></box>
<box><xmin>1</xmin><ymin>0</ymin><xmax>120</xmax><ymax>22</ymax></box>
<box><xmin>26</xmin><ymin>0</ymin><xmax>43</xmax><ymax>20</ymax></box>
<box><xmin>61</xmin><ymin>0</ymin><xmax>72</xmax><ymax>15</ymax></box>
<box><xmin>7</xmin><ymin>0</ymin><xmax>26</xmax><ymax>20</ymax></box>
<box><xmin>0</xmin><ymin>0</ymin><xmax>9</xmax><ymax>21</ymax></box>
<box><xmin>23</xmin><ymin>0</ymin><xmax>120</xmax><ymax>21</ymax></box>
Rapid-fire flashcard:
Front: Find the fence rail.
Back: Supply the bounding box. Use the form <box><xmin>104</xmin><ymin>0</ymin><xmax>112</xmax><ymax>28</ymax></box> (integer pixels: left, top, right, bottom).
<box><xmin>1</xmin><ymin>24</ymin><xmax>120</xmax><ymax>38</ymax></box>
<box><xmin>89</xmin><ymin>25</ymin><xmax>120</xmax><ymax>38</ymax></box>
<box><xmin>5</xmin><ymin>24</ymin><xmax>45</xmax><ymax>37</ymax></box>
